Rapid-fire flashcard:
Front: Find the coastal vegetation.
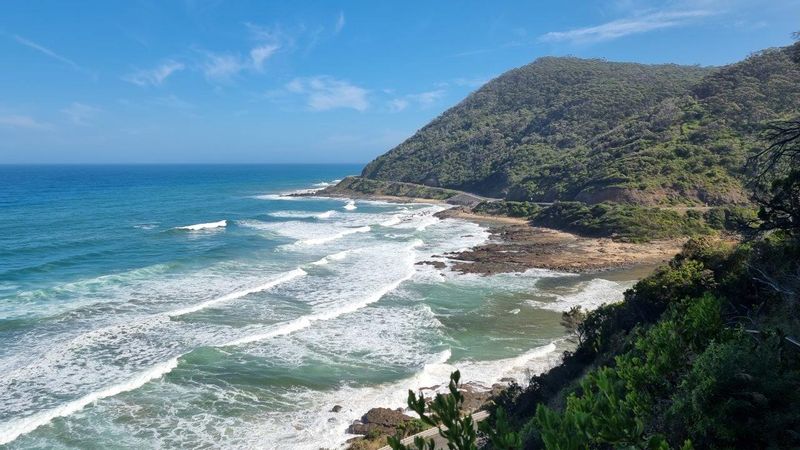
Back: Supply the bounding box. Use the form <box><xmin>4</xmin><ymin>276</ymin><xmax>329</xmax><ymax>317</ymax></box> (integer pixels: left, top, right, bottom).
<box><xmin>320</xmin><ymin>176</ymin><xmax>459</xmax><ymax>200</ymax></box>
<box><xmin>383</xmin><ymin>131</ymin><xmax>800</xmax><ymax>449</ymax></box>
<box><xmin>357</xmin><ymin>39</ymin><xmax>800</xmax><ymax>450</ymax></box>
<box><xmin>473</xmin><ymin>200</ymin><xmax>760</xmax><ymax>242</ymax></box>
<box><xmin>361</xmin><ymin>44</ymin><xmax>800</xmax><ymax>207</ymax></box>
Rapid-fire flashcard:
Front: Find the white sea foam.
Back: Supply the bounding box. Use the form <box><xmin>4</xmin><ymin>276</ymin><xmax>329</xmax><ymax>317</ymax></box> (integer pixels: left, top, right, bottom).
<box><xmin>527</xmin><ymin>278</ymin><xmax>633</xmax><ymax>312</ymax></box>
<box><xmin>238</xmin><ymin>342</ymin><xmax>562</xmax><ymax>449</ymax></box>
<box><xmin>222</xmin><ymin>243</ymin><xmax>421</xmax><ymax>347</ymax></box>
<box><xmin>167</xmin><ymin>268</ymin><xmax>307</xmax><ymax>317</ymax></box>
<box><xmin>175</xmin><ymin>220</ymin><xmax>227</xmax><ymax>231</ymax></box>
<box><xmin>342</xmin><ymin>200</ymin><xmax>357</xmax><ymax>210</ymax></box>
<box><xmin>296</xmin><ymin>226</ymin><xmax>370</xmax><ymax>246</ymax></box>
<box><xmin>310</xmin><ymin>250</ymin><xmax>352</xmax><ymax>266</ymax></box>
<box><xmin>0</xmin><ymin>201</ymin><xmax>603</xmax><ymax>449</ymax></box>
<box><xmin>379</xmin><ymin>214</ymin><xmax>403</xmax><ymax>227</ymax></box>
<box><xmin>239</xmin><ymin>220</ymin><xmax>374</xmax><ymax>247</ymax></box>
<box><xmin>268</xmin><ymin>210</ymin><xmax>337</xmax><ymax>220</ymax></box>
<box><xmin>0</xmin><ymin>357</ymin><xmax>179</xmax><ymax>446</ymax></box>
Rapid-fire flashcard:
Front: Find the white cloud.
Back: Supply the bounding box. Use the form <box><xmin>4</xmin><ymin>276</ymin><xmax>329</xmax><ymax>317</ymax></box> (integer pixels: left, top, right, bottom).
<box><xmin>202</xmin><ymin>52</ymin><xmax>246</xmax><ymax>81</ymax></box>
<box><xmin>124</xmin><ymin>60</ymin><xmax>184</xmax><ymax>86</ymax></box>
<box><xmin>388</xmin><ymin>98</ymin><xmax>409</xmax><ymax>112</ymax></box>
<box><xmin>408</xmin><ymin>90</ymin><xmax>446</xmax><ymax>106</ymax></box>
<box><xmin>0</xmin><ymin>114</ymin><xmax>50</xmax><ymax>130</ymax></box>
<box><xmin>12</xmin><ymin>34</ymin><xmax>83</xmax><ymax>71</ymax></box>
<box><xmin>62</xmin><ymin>102</ymin><xmax>100</xmax><ymax>125</ymax></box>
<box><xmin>201</xmin><ymin>41</ymin><xmax>280</xmax><ymax>81</ymax></box>
<box><xmin>539</xmin><ymin>10</ymin><xmax>714</xmax><ymax>44</ymax></box>
<box><xmin>387</xmin><ymin>89</ymin><xmax>446</xmax><ymax>112</ymax></box>
<box><xmin>152</xmin><ymin>94</ymin><xmax>195</xmax><ymax>109</ymax></box>
<box><xmin>335</xmin><ymin>11</ymin><xmax>346</xmax><ymax>34</ymax></box>
<box><xmin>285</xmin><ymin>76</ymin><xmax>369</xmax><ymax>111</ymax></box>
<box><xmin>250</xmin><ymin>44</ymin><xmax>280</xmax><ymax>71</ymax></box>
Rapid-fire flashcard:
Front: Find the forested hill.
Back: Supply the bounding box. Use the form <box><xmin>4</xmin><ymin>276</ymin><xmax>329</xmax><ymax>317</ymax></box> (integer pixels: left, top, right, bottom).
<box><xmin>362</xmin><ymin>44</ymin><xmax>800</xmax><ymax>206</ymax></box>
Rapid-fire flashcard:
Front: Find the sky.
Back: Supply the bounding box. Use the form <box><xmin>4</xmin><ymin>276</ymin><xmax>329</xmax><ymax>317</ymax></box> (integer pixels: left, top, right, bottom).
<box><xmin>0</xmin><ymin>0</ymin><xmax>798</xmax><ymax>164</ymax></box>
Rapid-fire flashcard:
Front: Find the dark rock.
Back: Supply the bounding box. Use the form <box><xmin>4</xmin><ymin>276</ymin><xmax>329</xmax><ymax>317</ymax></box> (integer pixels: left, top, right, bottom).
<box><xmin>330</xmin><ymin>405</ymin><xmax>343</xmax><ymax>413</ymax></box>
<box><xmin>458</xmin><ymin>386</ymin><xmax>493</xmax><ymax>412</ymax></box>
<box><xmin>415</xmin><ymin>260</ymin><xmax>446</xmax><ymax>269</ymax></box>
<box><xmin>346</xmin><ymin>407</ymin><xmax>413</xmax><ymax>436</ymax></box>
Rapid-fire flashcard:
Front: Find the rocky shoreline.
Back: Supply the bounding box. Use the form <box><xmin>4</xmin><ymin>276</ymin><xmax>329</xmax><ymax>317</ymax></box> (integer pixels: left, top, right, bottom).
<box><xmin>344</xmin><ymin>381</ymin><xmax>509</xmax><ymax>449</ymax></box>
<box><xmin>307</xmin><ymin>184</ymin><xmax>686</xmax><ymax>275</ymax></box>
<box><xmin>433</xmin><ymin>207</ymin><xmax>685</xmax><ymax>275</ymax></box>
<box><xmin>319</xmin><ymin>190</ymin><xmax>685</xmax><ymax>449</ymax></box>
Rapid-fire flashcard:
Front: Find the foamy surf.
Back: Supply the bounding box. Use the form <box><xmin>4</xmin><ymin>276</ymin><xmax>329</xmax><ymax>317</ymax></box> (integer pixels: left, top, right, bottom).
<box><xmin>0</xmin><ymin>357</ymin><xmax>179</xmax><ymax>446</ymax></box>
<box><xmin>175</xmin><ymin>220</ymin><xmax>227</xmax><ymax>231</ymax></box>
<box><xmin>255</xmin><ymin>342</ymin><xmax>562</xmax><ymax>450</ymax></box>
<box><xmin>222</xmin><ymin>240</ymin><xmax>423</xmax><ymax>347</ymax></box>
<box><xmin>343</xmin><ymin>200</ymin><xmax>357</xmax><ymax>210</ymax></box>
<box><xmin>296</xmin><ymin>225</ymin><xmax>370</xmax><ymax>246</ymax></box>
<box><xmin>527</xmin><ymin>278</ymin><xmax>632</xmax><ymax>312</ymax></box>
<box><xmin>221</xmin><ymin>264</ymin><xmax>417</xmax><ymax>347</ymax></box>
<box><xmin>311</xmin><ymin>249</ymin><xmax>352</xmax><ymax>266</ymax></box>
<box><xmin>267</xmin><ymin>210</ymin><xmax>337</xmax><ymax>220</ymax></box>
<box><xmin>167</xmin><ymin>268</ymin><xmax>307</xmax><ymax>317</ymax></box>
<box><xmin>0</xmin><ymin>171</ymin><xmax>641</xmax><ymax>450</ymax></box>
<box><xmin>379</xmin><ymin>215</ymin><xmax>403</xmax><ymax>227</ymax></box>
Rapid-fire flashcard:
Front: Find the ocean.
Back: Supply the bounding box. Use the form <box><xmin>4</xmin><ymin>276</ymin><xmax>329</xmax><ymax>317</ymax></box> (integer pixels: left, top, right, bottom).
<box><xmin>0</xmin><ymin>165</ymin><xmax>634</xmax><ymax>449</ymax></box>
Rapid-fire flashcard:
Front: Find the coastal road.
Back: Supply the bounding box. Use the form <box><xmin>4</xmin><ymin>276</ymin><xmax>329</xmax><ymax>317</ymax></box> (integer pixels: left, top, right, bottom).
<box><xmin>377</xmin><ymin>411</ymin><xmax>490</xmax><ymax>450</ymax></box>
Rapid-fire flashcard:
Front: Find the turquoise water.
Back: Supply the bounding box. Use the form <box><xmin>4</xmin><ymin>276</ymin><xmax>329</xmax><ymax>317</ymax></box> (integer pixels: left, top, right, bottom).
<box><xmin>0</xmin><ymin>165</ymin><xmax>634</xmax><ymax>448</ymax></box>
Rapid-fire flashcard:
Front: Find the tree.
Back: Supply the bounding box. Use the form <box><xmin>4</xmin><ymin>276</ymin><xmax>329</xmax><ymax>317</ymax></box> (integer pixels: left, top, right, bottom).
<box><xmin>747</xmin><ymin>33</ymin><xmax>800</xmax><ymax>233</ymax></box>
<box><xmin>560</xmin><ymin>306</ymin><xmax>587</xmax><ymax>344</ymax></box>
<box><xmin>387</xmin><ymin>371</ymin><xmax>521</xmax><ymax>450</ymax></box>
<box><xmin>747</xmin><ymin>118</ymin><xmax>800</xmax><ymax>234</ymax></box>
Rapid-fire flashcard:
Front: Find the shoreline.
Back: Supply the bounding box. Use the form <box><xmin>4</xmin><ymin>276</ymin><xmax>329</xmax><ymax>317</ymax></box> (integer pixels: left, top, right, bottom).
<box><xmin>435</xmin><ymin>207</ymin><xmax>684</xmax><ymax>275</ymax></box>
<box><xmin>328</xmin><ymin>192</ymin><xmax>682</xmax><ymax>449</ymax></box>
<box><xmin>314</xmin><ymin>189</ymin><xmax>685</xmax><ymax>275</ymax></box>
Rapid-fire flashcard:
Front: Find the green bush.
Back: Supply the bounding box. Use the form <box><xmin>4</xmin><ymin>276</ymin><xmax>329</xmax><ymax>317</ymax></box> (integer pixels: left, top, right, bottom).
<box><xmin>668</xmin><ymin>335</ymin><xmax>800</xmax><ymax>448</ymax></box>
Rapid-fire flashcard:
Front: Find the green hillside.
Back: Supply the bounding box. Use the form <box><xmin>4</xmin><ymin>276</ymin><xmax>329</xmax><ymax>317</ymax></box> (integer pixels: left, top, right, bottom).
<box><xmin>383</xmin><ymin>40</ymin><xmax>800</xmax><ymax>450</ymax></box>
<box><xmin>362</xmin><ymin>45</ymin><xmax>800</xmax><ymax>206</ymax></box>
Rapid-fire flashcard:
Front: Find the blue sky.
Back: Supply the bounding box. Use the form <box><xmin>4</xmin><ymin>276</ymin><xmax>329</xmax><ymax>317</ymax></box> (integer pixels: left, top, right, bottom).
<box><xmin>1</xmin><ymin>0</ymin><xmax>798</xmax><ymax>164</ymax></box>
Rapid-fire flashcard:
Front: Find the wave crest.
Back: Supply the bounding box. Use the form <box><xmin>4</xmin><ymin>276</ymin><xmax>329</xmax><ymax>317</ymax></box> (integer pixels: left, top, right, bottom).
<box><xmin>175</xmin><ymin>220</ymin><xmax>227</xmax><ymax>231</ymax></box>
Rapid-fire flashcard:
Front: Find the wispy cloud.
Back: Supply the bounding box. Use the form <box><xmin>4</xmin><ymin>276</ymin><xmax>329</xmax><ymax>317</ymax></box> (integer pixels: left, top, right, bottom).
<box><xmin>285</xmin><ymin>76</ymin><xmax>369</xmax><ymax>111</ymax></box>
<box><xmin>202</xmin><ymin>52</ymin><xmax>247</xmax><ymax>81</ymax></box>
<box><xmin>123</xmin><ymin>60</ymin><xmax>185</xmax><ymax>86</ymax></box>
<box><xmin>62</xmin><ymin>102</ymin><xmax>100</xmax><ymax>126</ymax></box>
<box><xmin>12</xmin><ymin>34</ymin><xmax>87</xmax><ymax>73</ymax></box>
<box><xmin>250</xmin><ymin>44</ymin><xmax>280</xmax><ymax>71</ymax></box>
<box><xmin>539</xmin><ymin>10</ymin><xmax>714</xmax><ymax>44</ymax></box>
<box><xmin>199</xmin><ymin>24</ymin><xmax>283</xmax><ymax>81</ymax></box>
<box><xmin>152</xmin><ymin>94</ymin><xmax>195</xmax><ymax>109</ymax></box>
<box><xmin>334</xmin><ymin>11</ymin><xmax>346</xmax><ymax>34</ymax></box>
<box><xmin>0</xmin><ymin>114</ymin><xmax>50</xmax><ymax>130</ymax></box>
<box><xmin>388</xmin><ymin>98</ymin><xmax>410</xmax><ymax>112</ymax></box>
<box><xmin>387</xmin><ymin>89</ymin><xmax>446</xmax><ymax>112</ymax></box>
<box><xmin>407</xmin><ymin>90</ymin><xmax>446</xmax><ymax>106</ymax></box>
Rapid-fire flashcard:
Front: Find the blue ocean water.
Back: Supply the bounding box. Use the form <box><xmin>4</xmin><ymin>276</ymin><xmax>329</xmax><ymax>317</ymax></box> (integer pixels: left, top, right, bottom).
<box><xmin>0</xmin><ymin>165</ymin><xmax>633</xmax><ymax>448</ymax></box>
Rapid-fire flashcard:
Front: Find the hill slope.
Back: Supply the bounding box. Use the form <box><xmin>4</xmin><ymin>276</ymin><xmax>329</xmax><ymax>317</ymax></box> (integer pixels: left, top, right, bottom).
<box><xmin>362</xmin><ymin>46</ymin><xmax>800</xmax><ymax>206</ymax></box>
